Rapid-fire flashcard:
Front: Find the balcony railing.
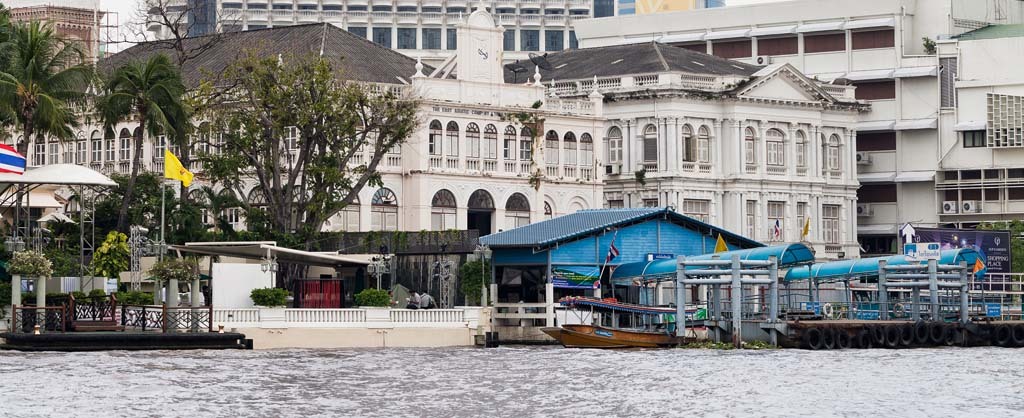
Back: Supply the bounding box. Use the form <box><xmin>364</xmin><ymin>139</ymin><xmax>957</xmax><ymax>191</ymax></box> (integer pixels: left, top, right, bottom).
<box><xmin>545</xmin><ymin>165</ymin><xmax>559</xmax><ymax>177</ymax></box>
<box><xmin>563</xmin><ymin>166</ymin><xmax>577</xmax><ymax>178</ymax></box>
<box><xmin>483</xmin><ymin>159</ymin><xmax>497</xmax><ymax>172</ymax></box>
<box><xmin>766</xmin><ymin>165</ymin><xmax>787</xmax><ymax>176</ymax></box>
<box><xmin>641</xmin><ymin>162</ymin><xmax>658</xmax><ymax>172</ymax></box>
<box><xmin>445</xmin><ymin>157</ymin><xmax>460</xmax><ymax>169</ymax></box>
<box><xmin>429</xmin><ymin>156</ymin><xmax>443</xmax><ymax>169</ymax></box>
<box><xmin>745</xmin><ymin>164</ymin><xmax>758</xmax><ymax>174</ymax></box>
<box><xmin>466</xmin><ymin>159</ymin><xmax>480</xmax><ymax>171</ymax></box>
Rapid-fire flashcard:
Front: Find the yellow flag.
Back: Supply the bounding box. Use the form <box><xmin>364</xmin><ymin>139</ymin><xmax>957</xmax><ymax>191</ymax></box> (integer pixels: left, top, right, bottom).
<box><xmin>164</xmin><ymin>149</ymin><xmax>194</xmax><ymax>187</ymax></box>
<box><xmin>801</xmin><ymin>217</ymin><xmax>811</xmax><ymax>240</ymax></box>
<box><xmin>714</xmin><ymin>234</ymin><xmax>728</xmax><ymax>253</ymax></box>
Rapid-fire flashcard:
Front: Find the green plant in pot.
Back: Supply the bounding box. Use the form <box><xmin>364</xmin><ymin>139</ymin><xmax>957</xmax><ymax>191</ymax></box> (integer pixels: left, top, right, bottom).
<box><xmin>148</xmin><ymin>258</ymin><xmax>197</xmax><ymax>306</ymax></box>
<box><xmin>354</xmin><ymin>289</ymin><xmax>391</xmax><ymax>307</ymax></box>
<box><xmin>250</xmin><ymin>288</ymin><xmax>289</xmax><ymax>308</ymax></box>
<box><xmin>8</xmin><ymin>250</ymin><xmax>53</xmax><ymax>307</ymax></box>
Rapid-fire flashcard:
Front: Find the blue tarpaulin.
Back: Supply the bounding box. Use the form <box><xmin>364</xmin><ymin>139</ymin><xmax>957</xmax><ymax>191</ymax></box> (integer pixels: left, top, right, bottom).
<box><xmin>611</xmin><ymin>244</ymin><xmax>815</xmax><ymax>285</ymax></box>
<box><xmin>783</xmin><ymin>248</ymin><xmax>986</xmax><ymax>283</ymax></box>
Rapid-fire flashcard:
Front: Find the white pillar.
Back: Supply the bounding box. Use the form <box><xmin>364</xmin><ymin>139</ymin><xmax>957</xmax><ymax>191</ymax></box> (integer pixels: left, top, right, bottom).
<box><xmin>11</xmin><ymin>275</ymin><xmax>20</xmax><ymax>306</ymax></box>
<box><xmin>36</xmin><ymin>277</ymin><xmax>46</xmax><ymax>307</ymax></box>
<box><xmin>191</xmin><ymin>277</ymin><xmax>202</xmax><ymax>307</ymax></box>
<box><xmin>545</xmin><ymin>282</ymin><xmax>555</xmax><ymax>327</ymax></box>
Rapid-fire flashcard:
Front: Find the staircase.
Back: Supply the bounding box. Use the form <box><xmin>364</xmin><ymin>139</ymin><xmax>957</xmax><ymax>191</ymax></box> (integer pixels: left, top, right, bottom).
<box><xmin>63</xmin><ymin>294</ymin><xmax>125</xmax><ymax>333</ymax></box>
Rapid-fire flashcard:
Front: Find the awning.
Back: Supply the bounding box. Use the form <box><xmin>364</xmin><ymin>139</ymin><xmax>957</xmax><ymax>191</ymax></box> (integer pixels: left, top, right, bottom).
<box><xmin>895</xmin><ymin>118</ymin><xmax>938</xmax><ymax>130</ymax></box>
<box><xmin>842</xmin><ymin>17</ymin><xmax>896</xmax><ymax>30</ymax></box>
<box><xmin>658</xmin><ymin>32</ymin><xmax>706</xmax><ymax>43</ymax></box>
<box><xmin>172</xmin><ymin>241</ymin><xmax>371</xmax><ymax>268</ymax></box>
<box><xmin>611</xmin><ymin>244</ymin><xmax>815</xmax><ymax>284</ymax></box>
<box><xmin>1</xmin><ymin>190</ymin><xmax>64</xmax><ymax>208</ymax></box>
<box><xmin>894</xmin><ymin>170</ymin><xmax>936</xmax><ymax>183</ymax></box>
<box><xmin>784</xmin><ymin>248</ymin><xmax>985</xmax><ymax>282</ymax></box>
<box><xmin>857</xmin><ymin>120</ymin><xmax>896</xmax><ymax>132</ymax></box>
<box><xmin>796</xmin><ymin>21</ymin><xmax>845</xmax><ymax>33</ymax></box>
<box><xmin>705</xmin><ymin>28</ymin><xmax>751</xmax><ymax>40</ymax></box>
<box><xmin>749</xmin><ymin>25</ymin><xmax>797</xmax><ymax>37</ymax></box>
<box><xmin>0</xmin><ymin>164</ymin><xmax>117</xmax><ymax>187</ymax></box>
<box><xmin>844</xmin><ymin>69</ymin><xmax>895</xmax><ymax>81</ymax></box>
<box><xmin>858</xmin><ymin>172</ymin><xmax>896</xmax><ymax>183</ymax></box>
<box><xmin>954</xmin><ymin>121</ymin><xmax>986</xmax><ymax>131</ymax></box>
<box><xmin>893</xmin><ymin>66</ymin><xmax>939</xmax><ymax>78</ymax></box>
<box><xmin>857</xmin><ymin>224</ymin><xmax>897</xmax><ymax>235</ymax></box>
<box><xmin>38</xmin><ymin>212</ymin><xmax>75</xmax><ymax>223</ymax></box>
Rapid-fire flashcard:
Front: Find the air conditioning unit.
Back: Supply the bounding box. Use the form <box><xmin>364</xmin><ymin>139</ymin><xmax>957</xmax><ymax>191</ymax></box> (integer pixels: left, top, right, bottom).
<box><xmin>605</xmin><ymin>164</ymin><xmax>622</xmax><ymax>175</ymax></box>
<box><xmin>962</xmin><ymin>200</ymin><xmax>982</xmax><ymax>213</ymax></box>
<box><xmin>855</xmin><ymin>152</ymin><xmax>872</xmax><ymax>165</ymax></box>
<box><xmin>942</xmin><ymin>200</ymin><xmax>959</xmax><ymax>214</ymax></box>
<box><xmin>856</xmin><ymin>203</ymin><xmax>874</xmax><ymax>217</ymax></box>
<box><xmin>754</xmin><ymin>55</ymin><xmax>772</xmax><ymax>65</ymax></box>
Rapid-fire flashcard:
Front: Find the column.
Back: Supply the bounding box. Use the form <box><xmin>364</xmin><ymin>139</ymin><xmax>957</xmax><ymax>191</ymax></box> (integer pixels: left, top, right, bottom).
<box><xmin>734</xmin><ymin>120</ymin><xmax>744</xmax><ymax>176</ymax></box>
<box><xmin>787</xmin><ymin>124</ymin><xmax>798</xmax><ymax>176</ymax></box>
<box><xmin>714</xmin><ymin>119</ymin><xmax>724</xmax><ymax>177</ymax></box>
<box><xmin>757</xmin><ymin>120</ymin><xmax>767</xmax><ymax>176</ymax></box>
<box><xmin>623</xmin><ymin>120</ymin><xmax>632</xmax><ymax>174</ymax></box>
<box><xmin>11</xmin><ymin>275</ymin><xmax>20</xmax><ymax>306</ymax></box>
<box><xmin>664</xmin><ymin>118</ymin><xmax>675</xmax><ymax>173</ymax></box>
<box><xmin>846</xmin><ymin>129</ymin><xmax>857</xmax><ymax>182</ymax></box>
<box><xmin>191</xmin><ymin>276</ymin><xmax>202</xmax><ymax>307</ymax></box>
<box><xmin>36</xmin><ymin>277</ymin><xmax>45</xmax><ymax>308</ymax></box>
<box><xmin>168</xmin><ymin>278</ymin><xmax>179</xmax><ymax>307</ymax></box>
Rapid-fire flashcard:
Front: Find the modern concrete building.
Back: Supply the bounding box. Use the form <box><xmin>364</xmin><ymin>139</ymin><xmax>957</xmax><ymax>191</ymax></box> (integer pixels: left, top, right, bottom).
<box><xmin>572</xmin><ymin>0</ymin><xmax>1024</xmax><ymax>257</ymax></box>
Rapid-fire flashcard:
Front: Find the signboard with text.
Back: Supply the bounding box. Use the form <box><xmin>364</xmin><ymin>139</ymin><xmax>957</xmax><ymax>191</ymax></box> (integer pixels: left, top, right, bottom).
<box><xmin>909</xmin><ymin>227</ymin><xmax>1011</xmax><ymax>274</ymax></box>
<box><xmin>904</xmin><ymin>242</ymin><xmax>941</xmax><ymax>261</ymax></box>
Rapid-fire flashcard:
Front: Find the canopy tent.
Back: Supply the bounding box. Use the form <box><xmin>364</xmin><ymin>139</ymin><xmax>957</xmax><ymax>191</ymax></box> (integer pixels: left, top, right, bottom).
<box><xmin>171</xmin><ymin>241</ymin><xmax>370</xmax><ymax>268</ymax></box>
<box><xmin>37</xmin><ymin>211</ymin><xmax>75</xmax><ymax>223</ymax></box>
<box><xmin>0</xmin><ymin>163</ymin><xmax>117</xmax><ymax>191</ymax></box>
<box><xmin>611</xmin><ymin>243</ymin><xmax>815</xmax><ymax>285</ymax></box>
<box><xmin>784</xmin><ymin>248</ymin><xmax>985</xmax><ymax>283</ymax></box>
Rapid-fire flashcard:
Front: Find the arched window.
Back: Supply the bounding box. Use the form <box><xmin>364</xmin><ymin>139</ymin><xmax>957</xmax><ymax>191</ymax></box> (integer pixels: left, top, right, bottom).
<box><xmin>248</xmin><ymin>187</ymin><xmax>269</xmax><ymax>210</ymax></box>
<box><xmin>544</xmin><ymin>201</ymin><xmax>553</xmax><ymax>220</ymax></box>
<box><xmin>65</xmin><ymin>133</ymin><xmax>79</xmax><ymax>164</ymax></box>
<box><xmin>468</xmin><ymin>189</ymin><xmax>494</xmax><ymax>210</ymax></box>
<box><xmin>90</xmin><ymin>130</ymin><xmax>102</xmax><ymax>163</ymax></box>
<box><xmin>681</xmin><ymin>124</ymin><xmax>695</xmax><ymax>162</ymax></box>
<box><xmin>563</xmin><ymin>132</ymin><xmax>577</xmax><ymax>165</ymax></box>
<box><xmin>445</xmin><ymin>121</ymin><xmax>459</xmax><ymax>156</ymax></box>
<box><xmin>519</xmin><ymin>127</ymin><xmax>533</xmax><ymax>160</ymax></box>
<box><xmin>428</xmin><ymin>120</ymin><xmax>442</xmax><ymax>156</ymax></box>
<box><xmin>371</xmin><ymin>188</ymin><xmax>398</xmax><ymax>231</ymax></box>
<box><xmin>827</xmin><ymin>134</ymin><xmax>842</xmax><ymax>171</ymax></box>
<box><xmin>697</xmin><ymin>126</ymin><xmax>711</xmax><ymax>163</ymax></box>
<box><xmin>104</xmin><ymin>128</ymin><xmax>116</xmax><ymax>162</ymax></box>
<box><xmin>324</xmin><ymin>196</ymin><xmax>361</xmax><ymax>232</ymax></box>
<box><xmin>643</xmin><ymin>124</ymin><xmax>657</xmax><ymax>164</ymax></box>
<box><xmin>544</xmin><ymin>130</ymin><xmax>559</xmax><ymax>165</ymax></box>
<box><xmin>606</xmin><ymin>126</ymin><xmax>622</xmax><ymax>163</ymax></box>
<box><xmin>579</xmin><ymin>133</ymin><xmax>594</xmax><ymax>165</ymax></box>
<box><xmin>47</xmin><ymin>137</ymin><xmax>60</xmax><ymax>165</ymax></box>
<box><xmin>766</xmin><ymin>128</ymin><xmax>785</xmax><ymax>166</ymax></box>
<box><xmin>505</xmin><ymin>193</ymin><xmax>531</xmax><ymax>228</ymax></box>
<box><xmin>743</xmin><ymin>127</ymin><xmax>756</xmax><ymax>165</ymax></box>
<box><xmin>119</xmin><ymin>128</ymin><xmax>132</xmax><ymax>162</ymax></box>
<box><xmin>32</xmin><ymin>135</ymin><xmax>45</xmax><ymax>166</ymax></box>
<box><xmin>795</xmin><ymin>130</ymin><xmax>807</xmax><ymax>168</ymax></box>
<box><xmin>503</xmin><ymin>125</ymin><xmax>517</xmax><ymax>160</ymax></box>
<box><xmin>466</xmin><ymin>123</ymin><xmax>481</xmax><ymax>158</ymax></box>
<box><xmin>431</xmin><ymin>189</ymin><xmax>457</xmax><ymax>230</ymax></box>
<box><xmin>483</xmin><ymin>124</ymin><xmax>498</xmax><ymax>159</ymax></box>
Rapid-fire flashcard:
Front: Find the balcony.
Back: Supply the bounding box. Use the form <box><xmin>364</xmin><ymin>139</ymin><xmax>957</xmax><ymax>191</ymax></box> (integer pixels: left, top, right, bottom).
<box><xmin>386</xmin><ymin>155</ymin><xmax>401</xmax><ymax>167</ymax></box>
<box><xmin>579</xmin><ymin>167</ymin><xmax>594</xmax><ymax>181</ymax></box>
<box><xmin>545</xmin><ymin>165</ymin><xmax>559</xmax><ymax>177</ymax></box>
<box><xmin>498</xmin><ymin>14</ymin><xmax>517</xmax><ymax>26</ymax></box>
<box><xmin>519</xmin><ymin>14</ymin><xmax>542</xmax><ymax>26</ymax></box>
<box><xmin>641</xmin><ymin>162</ymin><xmax>658</xmax><ymax>172</ymax></box>
<box><xmin>446</xmin><ymin>0</ymin><xmax>469</xmax><ymax>8</ymax></box>
<box><xmin>445</xmin><ymin>157</ymin><xmax>459</xmax><ymax>170</ymax></box>
<box><xmin>466</xmin><ymin>159</ymin><xmax>480</xmax><ymax>171</ymax></box>
<box><xmin>296</xmin><ymin>10</ymin><xmax>320</xmax><ymax>22</ymax></box>
<box><xmin>397</xmin><ymin>11</ymin><xmax>418</xmax><ymax>24</ymax></box>
<box><xmin>370</xmin><ymin>11</ymin><xmax>394</xmax><ymax>22</ymax></box>
<box><xmin>563</xmin><ymin>166</ymin><xmax>577</xmax><ymax>178</ymax></box>
<box><xmin>422</xmin><ymin>12</ymin><xmax>443</xmax><ymax>23</ymax></box>
<box><xmin>745</xmin><ymin>164</ymin><xmax>757</xmax><ymax>174</ymax></box>
<box><xmin>347</xmin><ymin>11</ymin><xmax>369</xmax><ymax>22</ymax></box>
<box><xmin>430</xmin><ymin>156</ymin><xmax>443</xmax><ymax>169</ymax></box>
<box><xmin>397</xmin><ymin>0</ymin><xmax>418</xmax><ymax>6</ymax></box>
<box><xmin>766</xmin><ymin>165</ymin><xmax>787</xmax><ymax>176</ymax></box>
<box><xmin>503</xmin><ymin>161</ymin><xmax>518</xmax><ymax>173</ymax></box>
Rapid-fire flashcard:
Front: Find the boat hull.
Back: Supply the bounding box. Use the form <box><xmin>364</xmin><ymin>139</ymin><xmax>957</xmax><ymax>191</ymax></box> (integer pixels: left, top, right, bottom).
<box><xmin>541</xmin><ymin>325</ymin><xmax>681</xmax><ymax>349</ymax></box>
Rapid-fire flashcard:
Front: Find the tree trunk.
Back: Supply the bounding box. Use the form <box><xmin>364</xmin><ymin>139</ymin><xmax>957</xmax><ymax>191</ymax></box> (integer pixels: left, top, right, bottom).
<box><xmin>116</xmin><ymin>118</ymin><xmax>146</xmax><ymax>232</ymax></box>
<box><xmin>17</xmin><ymin>121</ymin><xmax>32</xmax><ymax>160</ymax></box>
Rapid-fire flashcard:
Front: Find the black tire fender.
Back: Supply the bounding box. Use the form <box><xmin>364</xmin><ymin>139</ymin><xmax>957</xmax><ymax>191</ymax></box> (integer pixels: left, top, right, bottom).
<box><xmin>884</xmin><ymin>326</ymin><xmax>901</xmax><ymax>348</ymax></box>
<box><xmin>802</xmin><ymin>327</ymin><xmax>825</xmax><ymax>350</ymax></box>
<box><xmin>869</xmin><ymin>325</ymin><xmax>886</xmax><ymax>346</ymax></box>
<box><xmin>856</xmin><ymin>329</ymin><xmax>872</xmax><ymax>349</ymax></box>
<box><xmin>928</xmin><ymin>322</ymin><xmax>947</xmax><ymax>346</ymax></box>
<box><xmin>899</xmin><ymin>324</ymin><xmax>915</xmax><ymax>347</ymax></box>
<box><xmin>914</xmin><ymin>321</ymin><xmax>930</xmax><ymax>345</ymax></box>
<box><xmin>835</xmin><ymin>330</ymin><xmax>852</xmax><ymax>349</ymax></box>
<box><xmin>822</xmin><ymin>328</ymin><xmax>836</xmax><ymax>350</ymax></box>
<box><xmin>994</xmin><ymin>324</ymin><xmax>1013</xmax><ymax>347</ymax></box>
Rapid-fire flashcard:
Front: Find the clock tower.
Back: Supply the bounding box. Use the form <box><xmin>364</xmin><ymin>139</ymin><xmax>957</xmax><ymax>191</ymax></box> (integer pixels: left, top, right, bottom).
<box><xmin>456</xmin><ymin>5</ymin><xmax>505</xmax><ymax>84</ymax></box>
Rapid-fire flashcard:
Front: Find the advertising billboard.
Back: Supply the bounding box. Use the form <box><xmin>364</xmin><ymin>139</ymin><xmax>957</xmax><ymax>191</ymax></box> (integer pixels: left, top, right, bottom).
<box><xmin>910</xmin><ymin>227</ymin><xmax>1012</xmax><ymax>274</ymax></box>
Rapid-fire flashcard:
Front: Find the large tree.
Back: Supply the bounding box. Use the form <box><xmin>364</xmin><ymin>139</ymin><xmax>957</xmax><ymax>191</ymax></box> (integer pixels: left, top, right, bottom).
<box><xmin>95</xmin><ymin>53</ymin><xmax>187</xmax><ymax>232</ymax></box>
<box><xmin>0</xmin><ymin>20</ymin><xmax>91</xmax><ymax>157</ymax></box>
<box><xmin>202</xmin><ymin>52</ymin><xmax>418</xmax><ymax>279</ymax></box>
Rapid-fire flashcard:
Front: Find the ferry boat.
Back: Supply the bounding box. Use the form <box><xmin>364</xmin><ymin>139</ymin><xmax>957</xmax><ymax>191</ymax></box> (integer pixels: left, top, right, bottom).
<box><xmin>541</xmin><ymin>297</ymin><xmax>697</xmax><ymax>348</ymax></box>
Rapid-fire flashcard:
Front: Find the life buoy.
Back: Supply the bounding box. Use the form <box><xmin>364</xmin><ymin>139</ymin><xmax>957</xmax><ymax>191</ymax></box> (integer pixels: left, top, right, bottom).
<box><xmin>822</xmin><ymin>328</ymin><xmax>837</xmax><ymax>349</ymax></box>
<box><xmin>899</xmin><ymin>324</ymin><xmax>915</xmax><ymax>347</ymax></box>
<box><xmin>993</xmin><ymin>324</ymin><xmax>1013</xmax><ymax>347</ymax></box>
<box><xmin>884</xmin><ymin>325</ymin><xmax>901</xmax><ymax>348</ymax></box>
<box><xmin>928</xmin><ymin>322</ymin><xmax>948</xmax><ymax>346</ymax></box>
<box><xmin>835</xmin><ymin>330</ymin><xmax>852</xmax><ymax>349</ymax></box>
<box><xmin>1012</xmin><ymin>324</ymin><xmax>1024</xmax><ymax>347</ymax></box>
<box><xmin>869</xmin><ymin>325</ymin><xmax>886</xmax><ymax>347</ymax></box>
<box><xmin>893</xmin><ymin>303</ymin><xmax>907</xmax><ymax>318</ymax></box>
<box><xmin>802</xmin><ymin>327</ymin><xmax>825</xmax><ymax>350</ymax></box>
<box><xmin>856</xmin><ymin>329</ymin><xmax>872</xmax><ymax>349</ymax></box>
<box><xmin>822</xmin><ymin>303</ymin><xmax>835</xmax><ymax>319</ymax></box>
<box><xmin>913</xmin><ymin>321</ymin><xmax>930</xmax><ymax>345</ymax></box>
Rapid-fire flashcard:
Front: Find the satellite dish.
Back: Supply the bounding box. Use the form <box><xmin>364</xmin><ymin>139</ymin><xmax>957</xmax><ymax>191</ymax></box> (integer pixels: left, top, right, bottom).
<box><xmin>832</xmin><ymin>77</ymin><xmax>852</xmax><ymax>86</ymax></box>
<box><xmin>505</xmin><ymin>62</ymin><xmax>529</xmax><ymax>83</ymax></box>
<box><xmin>528</xmin><ymin>52</ymin><xmax>554</xmax><ymax>71</ymax></box>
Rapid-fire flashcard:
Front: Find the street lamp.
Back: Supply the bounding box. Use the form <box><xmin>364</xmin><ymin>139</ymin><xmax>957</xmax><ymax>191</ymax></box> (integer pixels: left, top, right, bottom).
<box><xmin>474</xmin><ymin>244</ymin><xmax>492</xmax><ymax>306</ymax></box>
<box><xmin>260</xmin><ymin>257</ymin><xmax>278</xmax><ymax>273</ymax></box>
<box><xmin>4</xmin><ymin>236</ymin><xmax>25</xmax><ymax>252</ymax></box>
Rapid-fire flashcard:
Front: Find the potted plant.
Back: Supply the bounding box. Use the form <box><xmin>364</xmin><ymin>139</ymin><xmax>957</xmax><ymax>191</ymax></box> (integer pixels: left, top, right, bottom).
<box><xmin>250</xmin><ymin>287</ymin><xmax>289</xmax><ymax>327</ymax></box>
<box><xmin>8</xmin><ymin>250</ymin><xmax>53</xmax><ymax>307</ymax></box>
<box><xmin>355</xmin><ymin>288</ymin><xmax>393</xmax><ymax>322</ymax></box>
<box><xmin>148</xmin><ymin>258</ymin><xmax>197</xmax><ymax>306</ymax></box>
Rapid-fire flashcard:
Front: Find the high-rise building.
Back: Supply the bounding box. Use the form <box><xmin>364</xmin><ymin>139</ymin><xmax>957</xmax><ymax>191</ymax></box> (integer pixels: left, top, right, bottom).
<box><xmin>616</xmin><ymin>0</ymin><xmax>722</xmax><ymax>16</ymax></box>
<box><xmin>187</xmin><ymin>0</ymin><xmax>218</xmax><ymax>36</ymax></box>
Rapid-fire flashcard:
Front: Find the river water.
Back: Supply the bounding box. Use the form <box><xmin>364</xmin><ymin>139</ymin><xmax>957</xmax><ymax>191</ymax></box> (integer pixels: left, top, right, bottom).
<box><xmin>0</xmin><ymin>346</ymin><xmax>1021</xmax><ymax>418</ymax></box>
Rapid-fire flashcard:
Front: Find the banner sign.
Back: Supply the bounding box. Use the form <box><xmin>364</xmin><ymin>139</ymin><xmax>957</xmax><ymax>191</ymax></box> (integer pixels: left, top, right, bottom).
<box><xmin>552</xmin><ymin>266</ymin><xmax>601</xmax><ymax>289</ymax></box>
<box><xmin>910</xmin><ymin>227</ymin><xmax>1011</xmax><ymax>274</ymax></box>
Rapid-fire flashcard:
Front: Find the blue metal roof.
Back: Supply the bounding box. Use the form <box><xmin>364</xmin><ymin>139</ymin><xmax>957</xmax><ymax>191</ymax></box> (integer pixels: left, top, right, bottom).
<box><xmin>784</xmin><ymin>248</ymin><xmax>985</xmax><ymax>282</ymax></box>
<box><xmin>611</xmin><ymin>244</ymin><xmax>815</xmax><ymax>283</ymax></box>
<box><xmin>479</xmin><ymin>207</ymin><xmax>761</xmax><ymax>249</ymax></box>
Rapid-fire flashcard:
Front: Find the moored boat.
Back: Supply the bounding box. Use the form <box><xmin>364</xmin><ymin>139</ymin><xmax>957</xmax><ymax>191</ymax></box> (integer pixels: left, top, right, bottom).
<box><xmin>542</xmin><ymin>324</ymin><xmax>682</xmax><ymax>348</ymax></box>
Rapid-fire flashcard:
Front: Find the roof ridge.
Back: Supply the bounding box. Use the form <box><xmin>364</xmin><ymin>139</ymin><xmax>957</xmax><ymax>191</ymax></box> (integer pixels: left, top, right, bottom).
<box><xmin>652</xmin><ymin>42</ymin><xmax>670</xmax><ymax>72</ymax></box>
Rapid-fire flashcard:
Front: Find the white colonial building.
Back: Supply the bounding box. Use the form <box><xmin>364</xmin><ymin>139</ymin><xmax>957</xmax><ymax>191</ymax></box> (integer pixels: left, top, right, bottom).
<box><xmin>513</xmin><ymin>42</ymin><xmax>865</xmax><ymax>257</ymax></box>
<box><xmin>572</xmin><ymin>0</ymin><xmax>1024</xmax><ymax>256</ymax></box>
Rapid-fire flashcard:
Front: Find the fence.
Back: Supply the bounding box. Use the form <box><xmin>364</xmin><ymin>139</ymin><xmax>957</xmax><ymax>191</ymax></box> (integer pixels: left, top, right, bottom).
<box><xmin>212</xmin><ymin>307</ymin><xmax>480</xmax><ymax>329</ymax></box>
<box><xmin>121</xmin><ymin>305</ymin><xmax>213</xmax><ymax>333</ymax></box>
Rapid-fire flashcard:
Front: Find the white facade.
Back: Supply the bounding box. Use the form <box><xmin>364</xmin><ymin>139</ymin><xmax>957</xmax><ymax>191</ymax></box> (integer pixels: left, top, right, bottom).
<box><xmin>572</xmin><ymin>0</ymin><xmax>1024</xmax><ymax>256</ymax></box>
<box><xmin>150</xmin><ymin>0</ymin><xmax>591</xmax><ymax>64</ymax></box>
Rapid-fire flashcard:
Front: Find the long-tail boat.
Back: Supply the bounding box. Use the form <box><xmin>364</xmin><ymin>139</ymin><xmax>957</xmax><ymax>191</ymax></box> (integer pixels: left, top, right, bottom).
<box><xmin>542</xmin><ymin>297</ymin><xmax>699</xmax><ymax>348</ymax></box>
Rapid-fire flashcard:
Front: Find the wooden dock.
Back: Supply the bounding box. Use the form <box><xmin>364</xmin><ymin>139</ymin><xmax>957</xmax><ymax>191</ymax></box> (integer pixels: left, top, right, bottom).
<box><xmin>0</xmin><ymin>331</ymin><xmax>251</xmax><ymax>351</ymax></box>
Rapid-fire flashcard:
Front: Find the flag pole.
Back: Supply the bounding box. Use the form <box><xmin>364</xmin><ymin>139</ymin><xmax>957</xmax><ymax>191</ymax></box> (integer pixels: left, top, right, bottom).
<box><xmin>596</xmin><ymin>229</ymin><xmax>618</xmax><ymax>299</ymax></box>
<box><xmin>160</xmin><ymin>179</ymin><xmax>166</xmax><ymax>261</ymax></box>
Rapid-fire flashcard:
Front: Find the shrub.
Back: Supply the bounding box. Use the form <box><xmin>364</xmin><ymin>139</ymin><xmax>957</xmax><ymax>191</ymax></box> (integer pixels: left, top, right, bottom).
<box><xmin>8</xmin><ymin>250</ymin><xmax>53</xmax><ymax>277</ymax></box>
<box><xmin>115</xmin><ymin>291</ymin><xmax>154</xmax><ymax>305</ymax></box>
<box><xmin>354</xmin><ymin>288</ymin><xmax>391</xmax><ymax>307</ymax></box>
<box><xmin>88</xmin><ymin>289</ymin><xmax>107</xmax><ymax>298</ymax></box>
<box><xmin>70</xmin><ymin>291</ymin><xmax>88</xmax><ymax>299</ymax></box>
<box><xmin>250</xmin><ymin>287</ymin><xmax>288</xmax><ymax>307</ymax></box>
<box><xmin>459</xmin><ymin>259</ymin><xmax>490</xmax><ymax>305</ymax></box>
<box><xmin>89</xmin><ymin>232</ymin><xmax>130</xmax><ymax>278</ymax></box>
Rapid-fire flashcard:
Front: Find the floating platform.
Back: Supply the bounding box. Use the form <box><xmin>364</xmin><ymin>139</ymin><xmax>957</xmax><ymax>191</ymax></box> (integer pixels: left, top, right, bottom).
<box><xmin>0</xmin><ymin>332</ymin><xmax>252</xmax><ymax>352</ymax></box>
<box><xmin>725</xmin><ymin>319</ymin><xmax>1024</xmax><ymax>350</ymax></box>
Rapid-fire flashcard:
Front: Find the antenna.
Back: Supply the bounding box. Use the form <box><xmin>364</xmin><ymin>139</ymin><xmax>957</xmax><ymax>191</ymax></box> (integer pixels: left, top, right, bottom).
<box><xmin>528</xmin><ymin>52</ymin><xmax>554</xmax><ymax>71</ymax></box>
<box><xmin>504</xmin><ymin>62</ymin><xmax>528</xmax><ymax>83</ymax></box>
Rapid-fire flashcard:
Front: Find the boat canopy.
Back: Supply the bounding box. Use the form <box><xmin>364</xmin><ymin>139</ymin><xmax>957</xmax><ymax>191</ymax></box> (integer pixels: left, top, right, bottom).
<box><xmin>611</xmin><ymin>244</ymin><xmax>815</xmax><ymax>285</ymax></box>
<box><xmin>784</xmin><ymin>248</ymin><xmax>985</xmax><ymax>283</ymax></box>
<box><xmin>559</xmin><ymin>297</ymin><xmax>680</xmax><ymax>315</ymax></box>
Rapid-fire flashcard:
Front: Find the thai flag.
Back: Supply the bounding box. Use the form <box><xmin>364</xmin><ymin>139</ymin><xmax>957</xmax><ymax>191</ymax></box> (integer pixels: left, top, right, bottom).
<box><xmin>0</xmin><ymin>144</ymin><xmax>26</xmax><ymax>175</ymax></box>
<box><xmin>772</xmin><ymin>219</ymin><xmax>782</xmax><ymax>241</ymax></box>
<box><xmin>606</xmin><ymin>240</ymin><xmax>619</xmax><ymax>263</ymax></box>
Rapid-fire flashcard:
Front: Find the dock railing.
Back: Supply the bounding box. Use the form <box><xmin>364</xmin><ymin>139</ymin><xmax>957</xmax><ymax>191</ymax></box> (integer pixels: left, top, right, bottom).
<box><xmin>10</xmin><ymin>306</ymin><xmax>67</xmax><ymax>333</ymax></box>
<box><xmin>212</xmin><ymin>307</ymin><xmax>482</xmax><ymax>330</ymax></box>
<box><xmin>120</xmin><ymin>305</ymin><xmax>214</xmax><ymax>333</ymax></box>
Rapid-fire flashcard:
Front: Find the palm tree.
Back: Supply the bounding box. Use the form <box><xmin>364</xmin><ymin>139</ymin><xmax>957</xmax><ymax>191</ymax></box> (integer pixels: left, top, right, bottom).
<box><xmin>0</xmin><ymin>20</ymin><xmax>92</xmax><ymax>157</ymax></box>
<box><xmin>95</xmin><ymin>53</ymin><xmax>186</xmax><ymax>232</ymax></box>
<box><xmin>198</xmin><ymin>186</ymin><xmax>241</xmax><ymax>235</ymax></box>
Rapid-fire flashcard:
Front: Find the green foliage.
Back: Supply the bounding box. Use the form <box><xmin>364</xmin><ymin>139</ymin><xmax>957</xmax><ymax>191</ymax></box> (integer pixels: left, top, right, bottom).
<box><xmin>7</xmin><ymin>250</ymin><xmax>53</xmax><ymax>277</ymax></box>
<box><xmin>43</xmin><ymin>246</ymin><xmax>79</xmax><ymax>277</ymax></box>
<box><xmin>148</xmin><ymin>257</ymin><xmax>197</xmax><ymax>283</ymax></box>
<box><xmin>70</xmin><ymin>291</ymin><xmax>87</xmax><ymax>299</ymax></box>
<box><xmin>250</xmin><ymin>287</ymin><xmax>288</xmax><ymax>307</ymax></box>
<box><xmin>87</xmin><ymin>289</ymin><xmax>107</xmax><ymax>297</ymax></box>
<box><xmin>202</xmin><ymin>52</ymin><xmax>419</xmax><ymax>251</ymax></box>
<box><xmin>0</xmin><ymin>282</ymin><xmax>10</xmax><ymax>319</ymax></box>
<box><xmin>459</xmin><ymin>259</ymin><xmax>491</xmax><ymax>305</ymax></box>
<box><xmin>922</xmin><ymin>37</ymin><xmax>937</xmax><ymax>55</ymax></box>
<box><xmin>354</xmin><ymin>288</ymin><xmax>391</xmax><ymax>307</ymax></box>
<box><xmin>89</xmin><ymin>232</ymin><xmax>130</xmax><ymax>278</ymax></box>
<box><xmin>635</xmin><ymin>168</ymin><xmax>647</xmax><ymax>186</ymax></box>
<box><xmin>978</xmin><ymin>221</ymin><xmax>1024</xmax><ymax>272</ymax></box>
<box><xmin>115</xmin><ymin>291</ymin><xmax>154</xmax><ymax>305</ymax></box>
